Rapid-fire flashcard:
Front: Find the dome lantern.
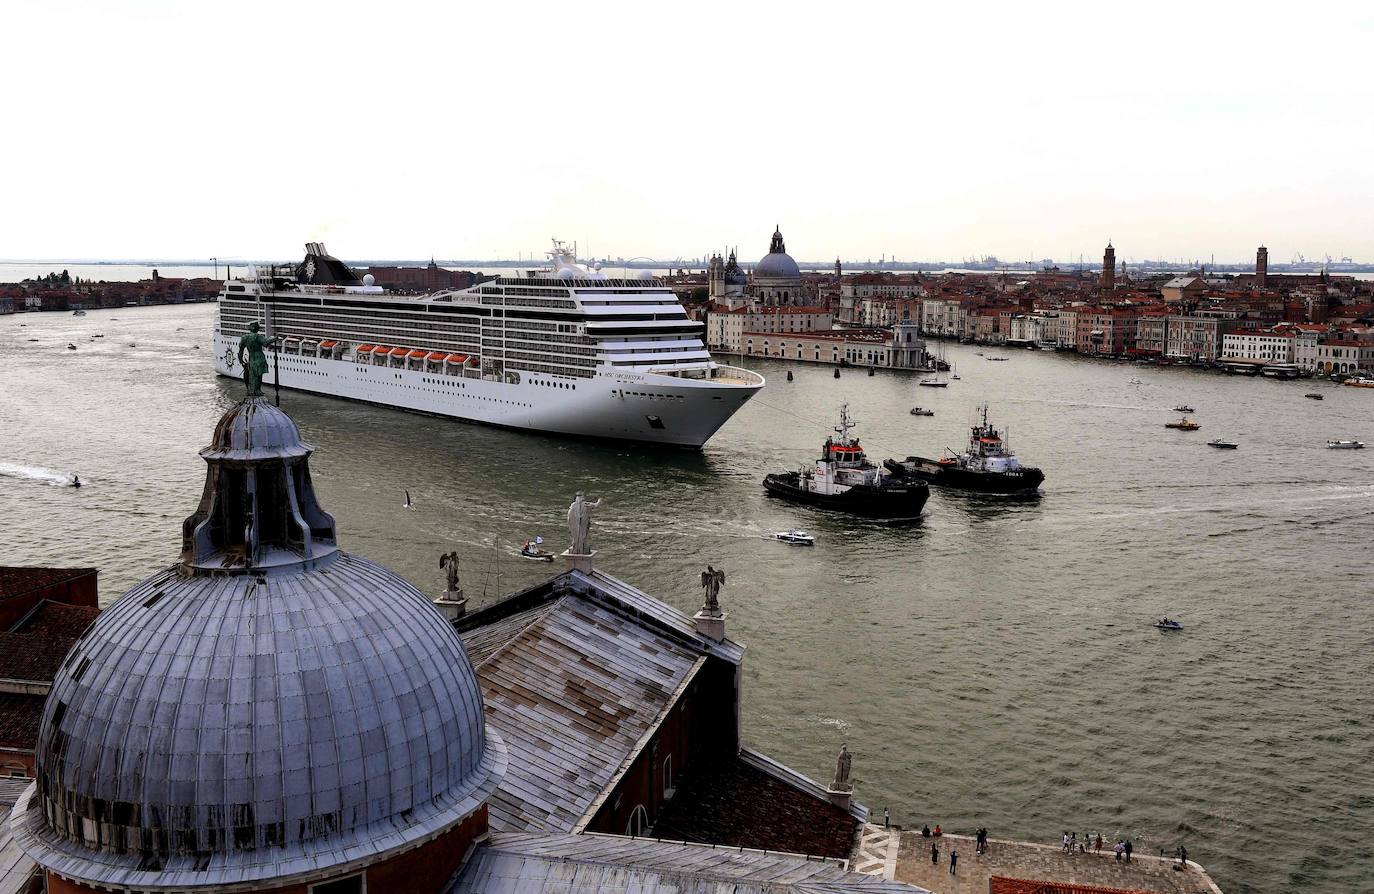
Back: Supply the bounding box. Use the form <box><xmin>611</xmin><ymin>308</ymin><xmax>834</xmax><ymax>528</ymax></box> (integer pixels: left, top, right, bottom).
<box><xmin>181</xmin><ymin>396</ymin><xmax>338</xmax><ymax>573</ymax></box>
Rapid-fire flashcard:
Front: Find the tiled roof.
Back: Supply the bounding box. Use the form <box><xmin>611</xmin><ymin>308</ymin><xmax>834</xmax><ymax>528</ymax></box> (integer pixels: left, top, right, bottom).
<box><xmin>448</xmin><ymin>832</ymin><xmax>928</xmax><ymax>893</ymax></box>
<box><xmin>7</xmin><ymin>601</ymin><xmax>99</xmax><ymax>640</ymax></box>
<box><xmin>0</xmin><ymin>568</ymin><xmax>94</xmax><ymax>603</ymax></box>
<box><xmin>0</xmin><ymin>694</ymin><xmax>44</xmax><ymax>752</ymax></box>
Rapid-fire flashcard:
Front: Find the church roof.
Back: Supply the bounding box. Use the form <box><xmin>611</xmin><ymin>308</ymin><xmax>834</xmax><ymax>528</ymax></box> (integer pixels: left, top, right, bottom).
<box><xmin>448</xmin><ymin>832</ymin><xmax>928</xmax><ymax>893</ymax></box>
<box><xmin>457</xmin><ymin>570</ymin><xmax>742</xmax><ymax>834</ymax></box>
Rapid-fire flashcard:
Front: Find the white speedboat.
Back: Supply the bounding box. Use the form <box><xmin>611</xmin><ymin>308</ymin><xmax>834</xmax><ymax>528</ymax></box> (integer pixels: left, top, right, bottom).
<box><xmin>1326</xmin><ymin>439</ymin><xmax>1365</xmax><ymax>450</ymax></box>
<box><xmin>774</xmin><ymin>530</ymin><xmax>815</xmax><ymax>545</ymax></box>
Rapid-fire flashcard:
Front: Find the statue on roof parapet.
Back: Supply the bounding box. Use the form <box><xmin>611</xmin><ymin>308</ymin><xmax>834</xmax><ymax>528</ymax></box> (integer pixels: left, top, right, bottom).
<box><xmin>700</xmin><ymin>565</ymin><xmax>725</xmax><ymax>616</ymax></box>
<box><xmin>832</xmin><ymin>743</ymin><xmax>853</xmax><ymax>792</ymax></box>
<box><xmin>567</xmin><ymin>491</ymin><xmax>603</xmax><ymax>555</ymax></box>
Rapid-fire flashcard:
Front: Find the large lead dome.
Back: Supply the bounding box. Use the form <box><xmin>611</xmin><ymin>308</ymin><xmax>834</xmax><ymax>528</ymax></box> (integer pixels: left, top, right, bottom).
<box><xmin>15</xmin><ymin>397</ymin><xmax>504</xmax><ymax>890</ymax></box>
<box><xmin>754</xmin><ymin>226</ymin><xmax>801</xmax><ymax>280</ymax></box>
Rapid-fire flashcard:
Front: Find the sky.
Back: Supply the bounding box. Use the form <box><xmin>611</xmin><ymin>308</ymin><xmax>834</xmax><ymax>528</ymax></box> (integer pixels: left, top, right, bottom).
<box><xmin>4</xmin><ymin>0</ymin><xmax>1372</xmax><ymax>265</ymax></box>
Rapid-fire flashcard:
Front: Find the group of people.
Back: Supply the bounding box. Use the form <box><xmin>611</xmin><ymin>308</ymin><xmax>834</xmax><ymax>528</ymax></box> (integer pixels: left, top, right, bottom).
<box><xmin>919</xmin><ymin>824</ymin><xmax>987</xmax><ymax>876</ymax></box>
<box><xmin>1062</xmin><ymin>831</ymin><xmax>1136</xmax><ymax>863</ymax></box>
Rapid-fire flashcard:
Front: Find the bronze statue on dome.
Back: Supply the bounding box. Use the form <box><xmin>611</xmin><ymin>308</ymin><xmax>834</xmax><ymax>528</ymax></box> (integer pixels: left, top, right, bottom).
<box><xmin>237</xmin><ymin>321</ymin><xmax>278</xmax><ymax>396</ymax></box>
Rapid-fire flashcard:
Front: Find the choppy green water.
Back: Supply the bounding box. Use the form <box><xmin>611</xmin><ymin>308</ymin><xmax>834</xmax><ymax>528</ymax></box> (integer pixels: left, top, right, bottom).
<box><xmin>3</xmin><ymin>304</ymin><xmax>1372</xmax><ymax>894</ymax></box>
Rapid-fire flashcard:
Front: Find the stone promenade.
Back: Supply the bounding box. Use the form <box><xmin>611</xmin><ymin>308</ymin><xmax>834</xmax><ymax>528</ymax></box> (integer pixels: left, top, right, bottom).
<box><xmin>853</xmin><ymin>827</ymin><xmax>1225</xmax><ymax>894</ymax></box>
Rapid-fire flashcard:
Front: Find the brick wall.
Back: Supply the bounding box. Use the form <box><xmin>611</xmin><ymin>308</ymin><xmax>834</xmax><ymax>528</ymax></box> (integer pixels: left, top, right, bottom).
<box><xmin>989</xmin><ymin>876</ymin><xmax>1158</xmax><ymax>894</ymax></box>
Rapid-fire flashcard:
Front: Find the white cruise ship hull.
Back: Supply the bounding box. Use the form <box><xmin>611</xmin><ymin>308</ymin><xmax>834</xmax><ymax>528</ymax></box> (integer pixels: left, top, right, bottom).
<box><xmin>213</xmin><ymin>332</ymin><xmax>758</xmax><ymax>447</ymax></box>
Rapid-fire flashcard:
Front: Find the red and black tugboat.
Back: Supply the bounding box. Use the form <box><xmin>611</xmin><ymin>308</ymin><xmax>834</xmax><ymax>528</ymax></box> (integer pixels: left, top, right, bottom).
<box><xmin>764</xmin><ymin>404</ymin><xmax>929</xmax><ymax>520</ymax></box>
<box><xmin>885</xmin><ymin>404</ymin><xmax>1044</xmax><ymax>494</ymax></box>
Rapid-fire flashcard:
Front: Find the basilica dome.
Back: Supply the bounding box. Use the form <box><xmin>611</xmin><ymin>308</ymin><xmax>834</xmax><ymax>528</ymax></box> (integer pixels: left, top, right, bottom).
<box><xmin>13</xmin><ymin>397</ymin><xmax>505</xmax><ymax>891</ymax></box>
<box><xmin>754</xmin><ymin>226</ymin><xmax>801</xmax><ymax>281</ymax></box>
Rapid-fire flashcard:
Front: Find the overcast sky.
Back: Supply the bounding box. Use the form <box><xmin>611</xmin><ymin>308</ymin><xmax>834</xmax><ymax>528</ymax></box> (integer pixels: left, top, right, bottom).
<box><xmin>4</xmin><ymin>1</ymin><xmax>1371</xmax><ymax>264</ymax></box>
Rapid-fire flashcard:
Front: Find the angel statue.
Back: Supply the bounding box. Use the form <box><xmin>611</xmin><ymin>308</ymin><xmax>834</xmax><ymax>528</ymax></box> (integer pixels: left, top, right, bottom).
<box><xmin>832</xmin><ymin>743</ymin><xmax>852</xmax><ymax>791</ymax></box>
<box><xmin>700</xmin><ymin>565</ymin><xmax>726</xmax><ymax>615</ymax></box>
<box><xmin>439</xmin><ymin>550</ymin><xmax>460</xmax><ymax>594</ymax></box>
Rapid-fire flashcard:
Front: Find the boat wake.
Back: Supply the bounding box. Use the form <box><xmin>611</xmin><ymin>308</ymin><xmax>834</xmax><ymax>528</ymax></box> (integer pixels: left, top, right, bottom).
<box><xmin>0</xmin><ymin>462</ymin><xmax>76</xmax><ymax>487</ymax></box>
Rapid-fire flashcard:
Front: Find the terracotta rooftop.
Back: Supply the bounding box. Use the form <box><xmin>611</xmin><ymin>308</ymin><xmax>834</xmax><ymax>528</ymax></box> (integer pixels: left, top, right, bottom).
<box><xmin>0</xmin><ymin>694</ymin><xmax>43</xmax><ymax>752</ymax></box>
<box><xmin>0</xmin><ymin>601</ymin><xmax>100</xmax><ymax>683</ymax></box>
<box><xmin>0</xmin><ymin>568</ymin><xmax>94</xmax><ymax>603</ymax></box>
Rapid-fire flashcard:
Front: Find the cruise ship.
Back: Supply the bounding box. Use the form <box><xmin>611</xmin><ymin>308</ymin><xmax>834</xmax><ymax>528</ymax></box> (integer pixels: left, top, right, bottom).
<box><xmin>212</xmin><ymin>243</ymin><xmax>764</xmax><ymax>446</ymax></box>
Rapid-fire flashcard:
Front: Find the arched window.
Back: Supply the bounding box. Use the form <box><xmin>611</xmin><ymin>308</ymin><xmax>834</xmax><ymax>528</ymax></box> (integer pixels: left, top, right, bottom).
<box><xmin>626</xmin><ymin>804</ymin><xmax>649</xmax><ymax>837</ymax></box>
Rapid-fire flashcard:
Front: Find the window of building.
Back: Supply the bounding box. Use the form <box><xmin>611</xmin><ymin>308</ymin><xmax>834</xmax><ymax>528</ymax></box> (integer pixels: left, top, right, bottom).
<box><xmin>310</xmin><ymin>873</ymin><xmax>365</xmax><ymax>894</ymax></box>
<box><xmin>626</xmin><ymin>804</ymin><xmax>649</xmax><ymax>837</ymax></box>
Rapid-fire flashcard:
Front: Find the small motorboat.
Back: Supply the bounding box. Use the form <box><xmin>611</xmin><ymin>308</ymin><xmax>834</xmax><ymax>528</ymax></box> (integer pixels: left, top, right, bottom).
<box><xmin>66</xmin><ymin>343</ymin><xmax>77</xmax><ymax>350</ymax></box>
<box><xmin>1173</xmin><ymin>404</ymin><xmax>1194</xmax><ymax>413</ymax></box>
<box><xmin>786</xmin><ymin>370</ymin><xmax>794</xmax><ymax>381</ymax></box>
<box><xmin>1165</xmin><ymin>417</ymin><xmax>1201</xmax><ymax>431</ymax></box>
<box><xmin>1129</xmin><ymin>377</ymin><xmax>1143</xmax><ymax>385</ymax></box>
<box><xmin>987</xmin><ymin>356</ymin><xmax>1009</xmax><ymax>361</ymax></box>
<box><xmin>1326</xmin><ymin>439</ymin><xmax>1365</xmax><ymax>450</ymax></box>
<box><xmin>909</xmin><ymin>407</ymin><xmax>934</xmax><ymax>417</ymax></box>
<box><xmin>774</xmin><ymin>530</ymin><xmax>815</xmax><ymax>545</ymax></box>
<box><xmin>1207</xmin><ymin>439</ymin><xmax>1238</xmax><ymax>449</ymax></box>
<box><xmin>951</xmin><ymin>373</ymin><xmax>961</xmax><ymax>380</ymax></box>
<box><xmin>520</xmin><ymin>536</ymin><xmax>554</xmax><ymax>561</ymax></box>
<box><xmin>1154</xmin><ymin>617</ymin><xmax>1183</xmax><ymax>631</ymax></box>
<box><xmin>1305</xmin><ymin>393</ymin><xmax>1324</xmax><ymax>400</ymax></box>
<box><xmin>919</xmin><ymin>379</ymin><xmax>948</xmax><ymax>388</ymax></box>
<box><xmin>72</xmin><ymin>309</ymin><xmax>86</xmax><ymax>316</ymax></box>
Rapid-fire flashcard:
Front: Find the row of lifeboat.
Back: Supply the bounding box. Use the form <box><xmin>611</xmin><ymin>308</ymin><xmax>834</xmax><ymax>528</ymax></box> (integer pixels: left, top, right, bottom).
<box><xmin>355</xmin><ymin>344</ymin><xmax>474</xmax><ymax>369</ymax></box>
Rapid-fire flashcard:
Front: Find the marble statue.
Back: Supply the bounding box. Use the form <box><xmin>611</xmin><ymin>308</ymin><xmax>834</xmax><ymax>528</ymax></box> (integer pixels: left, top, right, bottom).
<box><xmin>439</xmin><ymin>550</ymin><xmax>460</xmax><ymax>593</ymax></box>
<box><xmin>832</xmin><ymin>743</ymin><xmax>852</xmax><ymax>790</ymax></box>
<box><xmin>237</xmin><ymin>321</ymin><xmax>278</xmax><ymax>396</ymax></box>
<box><xmin>700</xmin><ymin>565</ymin><xmax>725</xmax><ymax>614</ymax></box>
<box><xmin>567</xmin><ymin>492</ymin><xmax>603</xmax><ymax>555</ymax></box>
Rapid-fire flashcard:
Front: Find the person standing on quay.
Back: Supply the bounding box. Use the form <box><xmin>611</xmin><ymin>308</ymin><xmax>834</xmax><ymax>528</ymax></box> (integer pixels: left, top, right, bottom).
<box><xmin>1063</xmin><ymin>831</ymin><xmax>1071</xmax><ymax>852</ymax></box>
<box><xmin>950</xmin><ymin>850</ymin><xmax>958</xmax><ymax>875</ymax></box>
<box><xmin>931</xmin><ymin>842</ymin><xmax>939</xmax><ymax>865</ymax></box>
<box><xmin>1095</xmin><ymin>833</ymin><xmax>1103</xmax><ymax>853</ymax></box>
<box><xmin>1124</xmin><ymin>838</ymin><xmax>1133</xmax><ymax>863</ymax></box>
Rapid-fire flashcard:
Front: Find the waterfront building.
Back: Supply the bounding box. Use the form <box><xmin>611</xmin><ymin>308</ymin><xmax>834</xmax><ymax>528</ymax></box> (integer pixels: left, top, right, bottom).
<box><xmin>1310</xmin><ymin>335</ymin><xmax>1374</xmax><ymax>374</ymax></box>
<box><xmin>1135</xmin><ymin>314</ymin><xmax>1169</xmax><ymax>355</ymax></box>
<box><xmin>750</xmin><ymin>227</ymin><xmax>804</xmax><ymax>306</ymax></box>
<box><xmin>707</xmin><ymin>305</ymin><xmax>832</xmax><ymax>353</ymax></box>
<box><xmin>1102</xmin><ymin>242</ymin><xmax>1116</xmax><ymax>290</ymax></box>
<box><xmin>744</xmin><ymin>321</ymin><xmax>926</xmax><ymax>368</ymax></box>
<box><xmin>1164</xmin><ymin>315</ymin><xmax>1233</xmax><ymax>362</ymax></box>
<box><xmin>1221</xmin><ymin>328</ymin><xmax>1296</xmax><ymax>364</ymax></box>
<box><xmin>919</xmin><ymin>295</ymin><xmax>966</xmax><ymax>337</ymax></box>
<box><xmin>1006</xmin><ymin>312</ymin><xmax>1056</xmax><ymax>346</ymax></box>
<box><xmin>1076</xmin><ymin>307</ymin><xmax>1138</xmax><ymax>355</ymax></box>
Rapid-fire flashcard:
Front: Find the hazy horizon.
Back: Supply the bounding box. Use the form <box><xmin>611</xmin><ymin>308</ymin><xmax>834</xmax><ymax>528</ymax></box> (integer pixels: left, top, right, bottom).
<box><xmin>5</xmin><ymin>1</ymin><xmax>1371</xmax><ymax>262</ymax></box>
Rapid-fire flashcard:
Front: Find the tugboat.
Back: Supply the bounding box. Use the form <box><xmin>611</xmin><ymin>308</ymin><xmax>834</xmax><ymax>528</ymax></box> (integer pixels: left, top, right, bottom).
<box><xmin>763</xmin><ymin>404</ymin><xmax>928</xmax><ymax>520</ymax></box>
<box><xmin>884</xmin><ymin>404</ymin><xmax>1045</xmax><ymax>494</ymax></box>
<box><xmin>519</xmin><ymin>536</ymin><xmax>554</xmax><ymax>561</ymax></box>
<box><xmin>1165</xmin><ymin>416</ymin><xmax>1201</xmax><ymax>430</ymax></box>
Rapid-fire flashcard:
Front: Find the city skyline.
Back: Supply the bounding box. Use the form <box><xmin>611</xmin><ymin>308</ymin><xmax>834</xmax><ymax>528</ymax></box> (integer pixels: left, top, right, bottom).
<box><xmin>4</xmin><ymin>1</ymin><xmax>1372</xmax><ymax>261</ymax></box>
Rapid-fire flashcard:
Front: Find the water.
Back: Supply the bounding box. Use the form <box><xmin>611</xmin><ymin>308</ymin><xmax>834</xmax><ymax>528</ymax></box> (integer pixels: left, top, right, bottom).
<box><xmin>3</xmin><ymin>305</ymin><xmax>1373</xmax><ymax>894</ymax></box>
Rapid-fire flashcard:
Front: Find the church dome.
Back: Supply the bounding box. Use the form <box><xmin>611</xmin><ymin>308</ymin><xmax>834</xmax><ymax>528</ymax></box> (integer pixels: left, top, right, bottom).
<box><xmin>14</xmin><ymin>398</ymin><xmax>506</xmax><ymax>890</ymax></box>
<box><xmin>754</xmin><ymin>227</ymin><xmax>801</xmax><ymax>280</ymax></box>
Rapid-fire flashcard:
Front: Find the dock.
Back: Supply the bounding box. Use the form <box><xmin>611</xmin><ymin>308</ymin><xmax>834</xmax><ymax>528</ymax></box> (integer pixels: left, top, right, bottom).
<box><xmin>852</xmin><ymin>827</ymin><xmax>1226</xmax><ymax>894</ymax></box>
